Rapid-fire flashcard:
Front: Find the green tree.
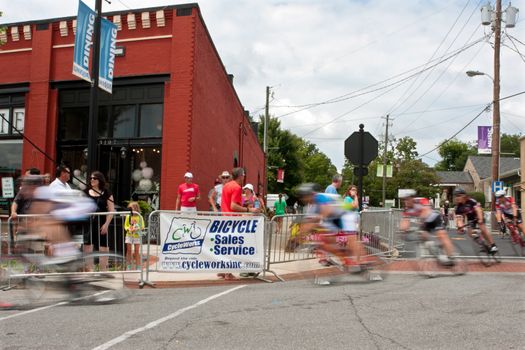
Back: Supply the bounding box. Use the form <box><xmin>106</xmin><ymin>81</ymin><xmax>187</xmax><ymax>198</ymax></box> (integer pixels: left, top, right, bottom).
<box><xmin>257</xmin><ymin>116</ymin><xmax>336</xmax><ymax>195</ymax></box>
<box><xmin>434</xmin><ymin>139</ymin><xmax>477</xmax><ymax>171</ymax></box>
<box><xmin>341</xmin><ymin>136</ymin><xmax>439</xmax><ymax>206</ymax></box>
<box><xmin>300</xmin><ymin>141</ymin><xmax>337</xmax><ymax>189</ymax></box>
<box><xmin>0</xmin><ymin>12</ymin><xmax>5</xmax><ymax>46</ymax></box>
<box><xmin>501</xmin><ymin>133</ymin><xmax>520</xmax><ymax>157</ymax></box>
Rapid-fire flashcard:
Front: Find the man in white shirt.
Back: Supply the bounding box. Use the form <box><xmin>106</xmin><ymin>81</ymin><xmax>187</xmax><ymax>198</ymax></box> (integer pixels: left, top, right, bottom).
<box><xmin>49</xmin><ymin>165</ymin><xmax>72</xmax><ymax>190</ymax></box>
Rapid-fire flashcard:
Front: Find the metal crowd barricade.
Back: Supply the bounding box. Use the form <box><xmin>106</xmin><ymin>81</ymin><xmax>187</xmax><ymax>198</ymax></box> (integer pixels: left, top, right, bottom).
<box><xmin>0</xmin><ymin>211</ymin><xmax>144</xmax><ymax>290</ymax></box>
<box><xmin>359</xmin><ymin>209</ymin><xmax>403</xmax><ymax>257</ymax></box>
<box><xmin>265</xmin><ymin>214</ymin><xmax>314</xmax><ymax>266</ymax></box>
<box><xmin>140</xmin><ymin>210</ymin><xmax>268</xmax><ymax>288</ymax></box>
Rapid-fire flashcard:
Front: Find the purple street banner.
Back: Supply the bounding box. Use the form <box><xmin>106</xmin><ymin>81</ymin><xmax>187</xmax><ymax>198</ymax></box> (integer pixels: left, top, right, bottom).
<box><xmin>72</xmin><ymin>0</ymin><xmax>95</xmax><ymax>82</ymax></box>
<box><xmin>477</xmin><ymin>126</ymin><xmax>492</xmax><ymax>154</ymax></box>
<box><xmin>98</xmin><ymin>18</ymin><xmax>118</xmax><ymax>94</ymax></box>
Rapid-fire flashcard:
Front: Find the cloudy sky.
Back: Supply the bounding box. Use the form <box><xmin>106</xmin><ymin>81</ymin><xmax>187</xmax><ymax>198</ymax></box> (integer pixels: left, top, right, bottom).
<box><xmin>2</xmin><ymin>0</ymin><xmax>524</xmax><ymax>170</ymax></box>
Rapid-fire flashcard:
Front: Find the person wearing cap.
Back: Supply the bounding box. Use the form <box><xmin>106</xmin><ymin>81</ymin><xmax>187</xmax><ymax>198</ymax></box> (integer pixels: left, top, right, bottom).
<box><xmin>176</xmin><ymin>172</ymin><xmax>200</xmax><ymax>212</ymax></box>
<box><xmin>209</xmin><ymin>171</ymin><xmax>231</xmax><ymax>212</ymax></box>
<box><xmin>242</xmin><ymin>183</ymin><xmax>256</xmax><ymax>208</ymax></box>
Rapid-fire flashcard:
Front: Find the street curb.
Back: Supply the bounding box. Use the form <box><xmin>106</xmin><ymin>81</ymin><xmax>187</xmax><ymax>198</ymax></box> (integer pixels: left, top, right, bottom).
<box><xmin>126</xmin><ymin>260</ymin><xmax>525</xmax><ymax>289</ymax></box>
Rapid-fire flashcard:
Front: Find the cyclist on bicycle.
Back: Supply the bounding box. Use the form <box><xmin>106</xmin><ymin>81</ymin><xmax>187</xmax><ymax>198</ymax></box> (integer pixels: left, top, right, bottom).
<box><xmin>399</xmin><ymin>189</ymin><xmax>456</xmax><ymax>265</ymax></box>
<box><xmin>297</xmin><ymin>183</ymin><xmax>368</xmax><ymax>265</ymax></box>
<box><xmin>29</xmin><ymin>186</ymin><xmax>96</xmax><ymax>264</ymax></box>
<box><xmin>453</xmin><ymin>188</ymin><xmax>498</xmax><ymax>253</ymax></box>
<box><xmin>494</xmin><ymin>190</ymin><xmax>524</xmax><ymax>235</ymax></box>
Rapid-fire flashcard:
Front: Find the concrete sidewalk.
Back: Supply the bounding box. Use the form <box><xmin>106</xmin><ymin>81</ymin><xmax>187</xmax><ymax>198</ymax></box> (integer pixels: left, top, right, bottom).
<box><xmin>125</xmin><ymin>258</ymin><xmax>525</xmax><ymax>288</ymax></box>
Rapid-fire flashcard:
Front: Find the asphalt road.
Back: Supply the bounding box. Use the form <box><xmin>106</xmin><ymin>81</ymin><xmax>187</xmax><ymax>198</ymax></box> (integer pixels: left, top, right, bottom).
<box><xmin>1</xmin><ymin>272</ymin><xmax>524</xmax><ymax>350</ymax></box>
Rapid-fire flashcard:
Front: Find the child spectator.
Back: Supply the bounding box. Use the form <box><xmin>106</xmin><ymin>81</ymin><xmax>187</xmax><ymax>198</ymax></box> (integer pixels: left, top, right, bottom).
<box><xmin>124</xmin><ymin>202</ymin><xmax>144</xmax><ymax>270</ymax></box>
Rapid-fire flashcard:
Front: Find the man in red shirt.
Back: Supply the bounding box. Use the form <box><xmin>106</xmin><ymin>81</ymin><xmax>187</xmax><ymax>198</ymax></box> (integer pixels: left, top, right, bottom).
<box><xmin>221</xmin><ymin>168</ymin><xmax>259</xmax><ymax>214</ymax></box>
<box><xmin>176</xmin><ymin>172</ymin><xmax>200</xmax><ymax>212</ymax></box>
<box><xmin>218</xmin><ymin>167</ymin><xmax>260</xmax><ymax>281</ymax></box>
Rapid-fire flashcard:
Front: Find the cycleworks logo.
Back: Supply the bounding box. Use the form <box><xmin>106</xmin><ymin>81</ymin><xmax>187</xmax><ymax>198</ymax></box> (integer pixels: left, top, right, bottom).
<box><xmin>162</xmin><ymin>217</ymin><xmax>211</xmax><ymax>255</ymax></box>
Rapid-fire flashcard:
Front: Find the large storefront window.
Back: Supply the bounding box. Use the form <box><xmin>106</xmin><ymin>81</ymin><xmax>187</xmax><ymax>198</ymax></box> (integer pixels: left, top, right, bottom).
<box><xmin>57</xmin><ymin>84</ymin><xmax>164</xmax><ymax>207</ymax></box>
<box><xmin>0</xmin><ymin>93</ymin><xmax>25</xmax><ymax>214</ymax></box>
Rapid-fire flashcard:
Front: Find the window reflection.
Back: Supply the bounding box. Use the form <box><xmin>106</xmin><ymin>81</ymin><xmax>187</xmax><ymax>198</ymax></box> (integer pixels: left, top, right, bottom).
<box><xmin>140</xmin><ymin>104</ymin><xmax>163</xmax><ymax>137</ymax></box>
<box><xmin>112</xmin><ymin>105</ymin><xmax>136</xmax><ymax>138</ymax></box>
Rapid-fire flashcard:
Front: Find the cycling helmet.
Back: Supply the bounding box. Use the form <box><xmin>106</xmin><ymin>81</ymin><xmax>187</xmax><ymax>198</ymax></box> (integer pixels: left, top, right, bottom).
<box><xmin>399</xmin><ymin>189</ymin><xmax>416</xmax><ymax>199</ymax></box>
<box><xmin>296</xmin><ymin>183</ymin><xmax>321</xmax><ymax>197</ymax></box>
<box><xmin>453</xmin><ymin>188</ymin><xmax>466</xmax><ymax>196</ymax></box>
<box><xmin>495</xmin><ymin>189</ymin><xmax>506</xmax><ymax>198</ymax></box>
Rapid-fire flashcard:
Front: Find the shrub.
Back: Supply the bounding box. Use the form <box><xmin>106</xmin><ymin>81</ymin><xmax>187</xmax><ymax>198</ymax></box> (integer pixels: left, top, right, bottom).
<box><xmin>468</xmin><ymin>192</ymin><xmax>485</xmax><ymax>206</ymax></box>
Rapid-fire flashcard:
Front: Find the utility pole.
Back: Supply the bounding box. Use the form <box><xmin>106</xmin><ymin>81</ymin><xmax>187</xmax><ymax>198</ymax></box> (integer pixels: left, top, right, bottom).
<box><xmin>381</xmin><ymin>114</ymin><xmax>390</xmax><ymax>207</ymax></box>
<box><xmin>87</xmin><ymin>0</ymin><xmax>103</xmax><ymax>177</ymax></box>
<box><xmin>263</xmin><ymin>86</ymin><xmax>270</xmax><ymax>198</ymax></box>
<box><xmin>491</xmin><ymin>0</ymin><xmax>502</xmax><ymax>212</ymax></box>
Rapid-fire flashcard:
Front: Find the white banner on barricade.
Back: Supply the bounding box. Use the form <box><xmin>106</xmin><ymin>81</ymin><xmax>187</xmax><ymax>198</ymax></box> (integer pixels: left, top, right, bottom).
<box><xmin>159</xmin><ymin>213</ymin><xmax>264</xmax><ymax>272</ymax></box>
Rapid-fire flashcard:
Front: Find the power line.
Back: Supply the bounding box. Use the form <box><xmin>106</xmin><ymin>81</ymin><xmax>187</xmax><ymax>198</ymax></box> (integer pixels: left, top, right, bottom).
<box><xmin>418</xmin><ymin>90</ymin><xmax>525</xmax><ymax>158</ymax></box>
<box><xmin>504</xmin><ymin>33</ymin><xmax>525</xmax><ymax>63</ymax></box>
<box><xmin>418</xmin><ymin>103</ymin><xmax>490</xmax><ymax>158</ymax></box>
<box><xmin>394</xmin><ymin>26</ymin><xmax>488</xmax><ymax>134</ymax></box>
<box><xmin>387</xmin><ymin>0</ymin><xmax>476</xmax><ymax>115</ymax></box>
<box><xmin>391</xmin><ymin>2</ymin><xmax>483</xmax><ymax>121</ymax></box>
<box><xmin>297</xmin><ymin>38</ymin><xmax>486</xmax><ymax>138</ymax></box>
<box><xmin>273</xmin><ymin>36</ymin><xmax>486</xmax><ymax>119</ymax></box>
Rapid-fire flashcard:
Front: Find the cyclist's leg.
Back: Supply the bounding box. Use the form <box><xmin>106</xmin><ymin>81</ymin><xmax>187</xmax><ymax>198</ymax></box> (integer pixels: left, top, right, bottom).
<box><xmin>436</xmin><ymin>229</ymin><xmax>454</xmax><ymax>257</ymax></box>
<box><xmin>479</xmin><ymin>222</ymin><xmax>496</xmax><ymax>246</ymax></box>
<box><xmin>345</xmin><ymin>232</ymin><xmax>368</xmax><ymax>263</ymax></box>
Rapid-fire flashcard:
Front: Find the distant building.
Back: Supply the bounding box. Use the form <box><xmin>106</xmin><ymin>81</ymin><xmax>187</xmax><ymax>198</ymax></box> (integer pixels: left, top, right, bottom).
<box><xmin>0</xmin><ymin>4</ymin><xmax>265</xmax><ymax>212</ymax></box>
<box><xmin>436</xmin><ymin>155</ymin><xmax>520</xmax><ymax>206</ymax></box>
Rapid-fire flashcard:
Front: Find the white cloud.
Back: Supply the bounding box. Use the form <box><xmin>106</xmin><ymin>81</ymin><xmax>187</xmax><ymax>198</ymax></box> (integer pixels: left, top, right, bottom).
<box><xmin>2</xmin><ymin>0</ymin><xmax>524</xmax><ymax>171</ymax></box>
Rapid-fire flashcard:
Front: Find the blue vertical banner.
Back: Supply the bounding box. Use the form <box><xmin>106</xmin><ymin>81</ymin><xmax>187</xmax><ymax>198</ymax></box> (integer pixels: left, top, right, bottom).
<box><xmin>72</xmin><ymin>0</ymin><xmax>96</xmax><ymax>82</ymax></box>
<box><xmin>98</xmin><ymin>18</ymin><xmax>118</xmax><ymax>94</ymax></box>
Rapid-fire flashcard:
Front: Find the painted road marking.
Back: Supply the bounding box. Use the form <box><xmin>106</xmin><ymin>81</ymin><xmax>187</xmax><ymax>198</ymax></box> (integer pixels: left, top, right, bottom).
<box><xmin>91</xmin><ymin>285</ymin><xmax>247</xmax><ymax>350</ymax></box>
<box><xmin>0</xmin><ymin>290</ymin><xmax>110</xmax><ymax>322</ymax></box>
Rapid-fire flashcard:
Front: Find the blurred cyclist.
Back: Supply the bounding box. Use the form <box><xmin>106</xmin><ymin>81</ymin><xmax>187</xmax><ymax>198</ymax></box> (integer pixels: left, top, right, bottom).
<box><xmin>495</xmin><ymin>189</ymin><xmax>524</xmax><ymax>235</ymax></box>
<box><xmin>29</xmin><ymin>187</ymin><xmax>96</xmax><ymax>263</ymax></box>
<box><xmin>297</xmin><ymin>183</ymin><xmax>368</xmax><ymax>265</ymax></box>
<box><xmin>453</xmin><ymin>188</ymin><xmax>498</xmax><ymax>253</ymax></box>
<box><xmin>399</xmin><ymin>189</ymin><xmax>456</xmax><ymax>265</ymax></box>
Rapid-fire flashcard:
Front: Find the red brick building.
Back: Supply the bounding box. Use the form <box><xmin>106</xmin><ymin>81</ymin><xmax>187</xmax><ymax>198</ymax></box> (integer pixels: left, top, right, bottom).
<box><xmin>0</xmin><ymin>4</ymin><xmax>265</xmax><ymax>211</ymax></box>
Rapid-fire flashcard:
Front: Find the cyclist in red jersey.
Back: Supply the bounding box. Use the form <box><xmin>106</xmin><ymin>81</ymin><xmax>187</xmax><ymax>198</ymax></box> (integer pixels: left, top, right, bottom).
<box><xmin>495</xmin><ymin>190</ymin><xmax>524</xmax><ymax>234</ymax></box>
<box><xmin>399</xmin><ymin>189</ymin><xmax>456</xmax><ymax>265</ymax></box>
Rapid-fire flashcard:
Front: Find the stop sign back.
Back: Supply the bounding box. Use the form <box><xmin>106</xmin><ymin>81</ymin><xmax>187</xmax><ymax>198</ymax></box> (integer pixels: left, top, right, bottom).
<box><xmin>344</xmin><ymin>125</ymin><xmax>378</xmax><ymax>166</ymax></box>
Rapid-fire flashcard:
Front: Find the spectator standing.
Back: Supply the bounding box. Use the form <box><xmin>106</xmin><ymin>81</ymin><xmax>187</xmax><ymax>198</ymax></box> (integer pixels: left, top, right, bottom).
<box><xmin>325</xmin><ymin>174</ymin><xmax>343</xmax><ymax>195</ymax></box>
<box><xmin>274</xmin><ymin>193</ymin><xmax>287</xmax><ymax>234</ymax></box>
<box><xmin>49</xmin><ymin>165</ymin><xmax>72</xmax><ymax>191</ymax></box>
<box><xmin>209</xmin><ymin>171</ymin><xmax>231</xmax><ymax>212</ymax></box>
<box><xmin>208</xmin><ymin>178</ymin><xmax>221</xmax><ymax>211</ymax></box>
<box><xmin>176</xmin><ymin>172</ymin><xmax>200</xmax><ymax>212</ymax></box>
<box><xmin>219</xmin><ymin>168</ymin><xmax>260</xmax><ymax>280</ymax></box>
<box><xmin>242</xmin><ymin>183</ymin><xmax>256</xmax><ymax>208</ymax></box>
<box><xmin>124</xmin><ymin>201</ymin><xmax>144</xmax><ymax>270</ymax></box>
<box><xmin>84</xmin><ymin>171</ymin><xmax>115</xmax><ymax>271</ymax></box>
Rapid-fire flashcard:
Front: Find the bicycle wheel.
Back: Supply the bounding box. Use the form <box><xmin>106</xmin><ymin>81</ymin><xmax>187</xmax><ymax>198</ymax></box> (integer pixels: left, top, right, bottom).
<box><xmin>415</xmin><ymin>243</ymin><xmax>438</xmax><ymax>278</ymax></box>
<box><xmin>75</xmin><ymin>253</ymin><xmax>130</xmax><ymax>303</ymax></box>
<box><xmin>509</xmin><ymin>230</ymin><xmax>525</xmax><ymax>257</ymax></box>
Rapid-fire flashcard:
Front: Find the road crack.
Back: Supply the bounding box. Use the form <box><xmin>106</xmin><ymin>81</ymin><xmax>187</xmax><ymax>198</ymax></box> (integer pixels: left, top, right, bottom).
<box><xmin>346</xmin><ymin>293</ymin><xmax>411</xmax><ymax>350</ymax></box>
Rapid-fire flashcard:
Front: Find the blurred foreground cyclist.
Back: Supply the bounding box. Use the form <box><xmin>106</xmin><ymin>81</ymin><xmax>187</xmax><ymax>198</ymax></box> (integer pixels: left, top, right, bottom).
<box><xmin>28</xmin><ymin>186</ymin><xmax>96</xmax><ymax>264</ymax></box>
<box><xmin>296</xmin><ymin>183</ymin><xmax>369</xmax><ymax>265</ymax></box>
<box><xmin>399</xmin><ymin>189</ymin><xmax>456</xmax><ymax>266</ymax></box>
